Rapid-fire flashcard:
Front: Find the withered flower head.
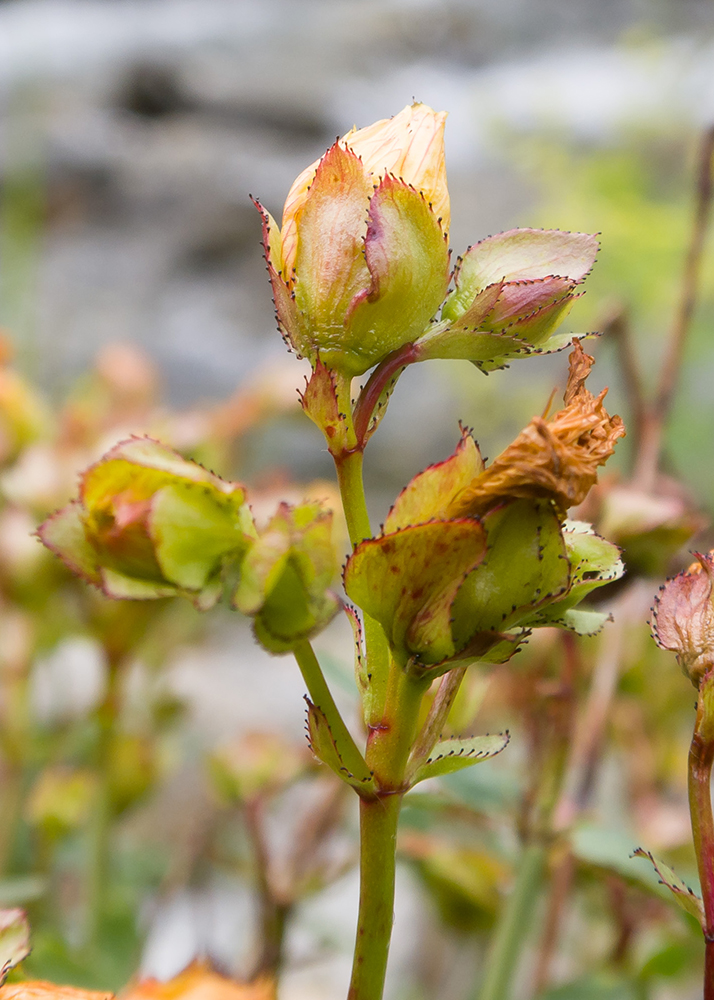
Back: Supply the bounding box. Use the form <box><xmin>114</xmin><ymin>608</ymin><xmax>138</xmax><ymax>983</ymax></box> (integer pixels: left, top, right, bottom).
<box><xmin>448</xmin><ymin>340</ymin><xmax>625</xmax><ymax>519</ymax></box>
<box><xmin>651</xmin><ymin>550</ymin><xmax>714</xmax><ymax>687</ymax></box>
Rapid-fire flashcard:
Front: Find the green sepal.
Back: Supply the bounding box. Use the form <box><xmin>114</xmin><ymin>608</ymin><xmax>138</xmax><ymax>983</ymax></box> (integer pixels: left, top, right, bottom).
<box><xmin>344</xmin><ymin>519</ymin><xmax>487</xmax><ymax>665</ymax></box>
<box><xmin>443</xmin><ymin>229</ymin><xmax>598</xmax><ymax>316</ymax></box>
<box><xmin>151</xmin><ymin>482</ymin><xmax>253</xmax><ymax>591</ymax></box>
<box><xmin>0</xmin><ymin>908</ymin><xmax>30</xmax><ymax>984</ymax></box>
<box><xmin>254</xmin><ymin>198</ymin><xmax>310</xmax><ymax>357</ymax></box>
<box><xmin>305</xmin><ymin>698</ymin><xmax>376</xmax><ymax>797</ymax></box>
<box><xmin>234</xmin><ymin>502</ymin><xmax>340</xmax><ymax>654</ymax></box>
<box><xmin>528</xmin><ymin>521</ymin><xmax>623</xmax><ymax>629</ymax></box>
<box><xmin>293</xmin><ymin>143</ymin><xmax>373</xmax><ymax>371</ymax></box>
<box><xmin>409</xmin><ymin>732</ymin><xmax>509</xmax><ymax>786</ymax></box>
<box><xmin>547</xmin><ymin>608</ymin><xmax>611</xmax><ymax>635</ymax></box>
<box><xmin>385</xmin><ymin>427</ymin><xmax>484</xmax><ymax>532</ymax></box>
<box><xmin>342</xmin><ymin>175</ymin><xmax>450</xmax><ymax>376</ymax></box>
<box><xmin>451</xmin><ymin>499</ymin><xmax>569</xmax><ymax>649</ymax></box>
<box><xmin>632</xmin><ymin>848</ymin><xmax>704</xmax><ymax>927</ymax></box>
<box><xmin>37</xmin><ymin>501</ymin><xmax>102</xmax><ymax>587</ymax></box>
<box><xmin>417</xmin><ymin>301</ymin><xmax>579</xmax><ymax>370</ymax></box>
<box><xmin>100</xmin><ymin>568</ymin><xmax>177</xmax><ymax>601</ymax></box>
<box><xmin>299</xmin><ymin>358</ymin><xmax>352</xmax><ymax>454</ymax></box>
<box><xmin>345</xmin><ymin>605</ymin><xmax>371</xmax><ymax>713</ymax></box>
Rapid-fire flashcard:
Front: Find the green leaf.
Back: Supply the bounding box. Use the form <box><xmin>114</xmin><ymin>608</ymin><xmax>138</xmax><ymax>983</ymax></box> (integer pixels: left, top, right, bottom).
<box><xmin>344</xmin><ymin>519</ymin><xmax>486</xmax><ymax>664</ymax></box>
<box><xmin>305</xmin><ymin>699</ymin><xmax>376</xmax><ymax>796</ymax></box>
<box><xmin>0</xmin><ymin>908</ymin><xmax>30</xmax><ymax>984</ymax></box>
<box><xmin>451</xmin><ymin>499</ymin><xmax>569</xmax><ymax>648</ymax></box>
<box><xmin>632</xmin><ymin>848</ymin><xmax>705</xmax><ymax>927</ymax></box>
<box><xmin>540</xmin><ymin>974</ymin><xmax>636</xmax><ymax>1000</ymax></box>
<box><xmin>410</xmin><ymin>733</ymin><xmax>510</xmax><ymax>785</ymax></box>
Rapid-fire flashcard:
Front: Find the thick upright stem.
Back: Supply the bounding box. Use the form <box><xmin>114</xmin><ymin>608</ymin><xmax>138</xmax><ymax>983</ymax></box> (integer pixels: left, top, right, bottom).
<box><xmin>347</xmin><ymin>664</ymin><xmax>427</xmax><ymax>1000</ymax></box>
<box><xmin>707</xmin><ymin>941</ymin><xmax>714</xmax><ymax>1000</ymax></box>
<box><xmin>348</xmin><ymin>794</ymin><xmax>401</xmax><ymax>1000</ymax></box>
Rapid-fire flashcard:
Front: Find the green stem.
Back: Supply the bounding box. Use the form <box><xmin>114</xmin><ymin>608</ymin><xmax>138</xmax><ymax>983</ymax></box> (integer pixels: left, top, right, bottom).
<box><xmin>348</xmin><ymin>663</ymin><xmax>427</xmax><ymax>1000</ymax></box>
<box><xmin>84</xmin><ymin>656</ymin><xmax>121</xmax><ymax>947</ymax></box>
<box><xmin>348</xmin><ymin>794</ymin><xmax>401</xmax><ymax>1000</ymax></box>
<box><xmin>331</xmin><ymin>381</ymin><xmax>390</xmax><ymax>725</ymax></box>
<box><xmin>477</xmin><ymin>842</ymin><xmax>547</xmax><ymax>1000</ymax></box>
<box><xmin>335</xmin><ymin>447</ymin><xmax>372</xmax><ymax>547</ymax></box>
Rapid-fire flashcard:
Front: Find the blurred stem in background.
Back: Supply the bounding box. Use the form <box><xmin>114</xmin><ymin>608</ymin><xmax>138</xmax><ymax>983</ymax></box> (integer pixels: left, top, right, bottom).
<box><xmin>0</xmin><ymin>86</ymin><xmax>45</xmax><ymax>375</ymax></box>
<box><xmin>476</xmin><ymin>635</ymin><xmax>577</xmax><ymax>1000</ymax></box>
<box><xmin>632</xmin><ymin>125</ymin><xmax>714</xmax><ymax>490</ymax></box>
<box><xmin>84</xmin><ymin>652</ymin><xmax>123</xmax><ymax>952</ymax></box>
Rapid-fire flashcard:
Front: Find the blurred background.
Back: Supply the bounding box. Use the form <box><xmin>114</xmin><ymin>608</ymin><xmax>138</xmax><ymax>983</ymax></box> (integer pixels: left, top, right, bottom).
<box><xmin>1</xmin><ymin>1</ymin><xmax>714</xmax><ymax>998</ymax></box>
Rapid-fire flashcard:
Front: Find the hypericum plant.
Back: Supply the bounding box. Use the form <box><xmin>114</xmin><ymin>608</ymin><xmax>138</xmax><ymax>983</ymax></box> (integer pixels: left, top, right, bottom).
<box><xmin>38</xmin><ymin>103</ymin><xmax>625</xmax><ymax>1000</ymax></box>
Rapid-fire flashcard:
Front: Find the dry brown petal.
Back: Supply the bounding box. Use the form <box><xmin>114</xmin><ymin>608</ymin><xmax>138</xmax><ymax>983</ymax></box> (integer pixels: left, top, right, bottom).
<box><xmin>651</xmin><ymin>550</ymin><xmax>714</xmax><ymax>686</ymax></box>
<box><xmin>0</xmin><ymin>984</ymin><xmax>112</xmax><ymax>1000</ymax></box>
<box><xmin>448</xmin><ymin>340</ymin><xmax>624</xmax><ymax>518</ymax></box>
<box><xmin>121</xmin><ymin>963</ymin><xmax>275</xmax><ymax>1000</ymax></box>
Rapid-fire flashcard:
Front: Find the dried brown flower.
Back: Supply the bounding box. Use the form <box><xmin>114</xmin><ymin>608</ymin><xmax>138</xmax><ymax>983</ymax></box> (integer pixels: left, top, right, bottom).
<box><xmin>448</xmin><ymin>340</ymin><xmax>625</xmax><ymax>518</ymax></box>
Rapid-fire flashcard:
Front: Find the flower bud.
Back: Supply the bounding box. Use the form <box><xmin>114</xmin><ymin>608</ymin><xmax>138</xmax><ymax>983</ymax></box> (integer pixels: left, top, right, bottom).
<box><xmin>345</xmin><ymin>356</ymin><xmax>624</xmax><ymax>673</ymax></box>
<box><xmin>256</xmin><ymin>103</ymin><xmax>451</xmax><ymax>377</ymax></box>
<box><xmin>651</xmin><ymin>551</ymin><xmax>714</xmax><ymax>686</ymax></box>
<box><xmin>416</xmin><ymin>229</ymin><xmax>599</xmax><ymax>371</ymax></box>
<box><xmin>38</xmin><ymin>437</ymin><xmax>255</xmax><ymax>607</ymax></box>
<box><xmin>233</xmin><ymin>501</ymin><xmax>340</xmax><ymax>652</ymax></box>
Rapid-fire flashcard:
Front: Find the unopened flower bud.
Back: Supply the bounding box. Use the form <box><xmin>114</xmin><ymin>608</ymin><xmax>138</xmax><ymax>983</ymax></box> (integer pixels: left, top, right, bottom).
<box><xmin>233</xmin><ymin>501</ymin><xmax>339</xmax><ymax>652</ymax></box>
<box><xmin>416</xmin><ymin>229</ymin><xmax>599</xmax><ymax>371</ymax></box>
<box><xmin>256</xmin><ymin>103</ymin><xmax>451</xmax><ymax>377</ymax></box>
<box><xmin>651</xmin><ymin>551</ymin><xmax>714</xmax><ymax>686</ymax></box>
<box><xmin>39</xmin><ymin>437</ymin><xmax>255</xmax><ymax>607</ymax></box>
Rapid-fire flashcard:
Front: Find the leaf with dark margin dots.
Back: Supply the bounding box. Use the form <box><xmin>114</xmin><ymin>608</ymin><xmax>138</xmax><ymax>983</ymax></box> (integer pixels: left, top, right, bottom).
<box><xmin>305</xmin><ymin>699</ymin><xmax>376</xmax><ymax>797</ymax></box>
<box><xmin>632</xmin><ymin>848</ymin><xmax>704</xmax><ymax>927</ymax></box>
<box><xmin>410</xmin><ymin>733</ymin><xmax>510</xmax><ymax>786</ymax></box>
